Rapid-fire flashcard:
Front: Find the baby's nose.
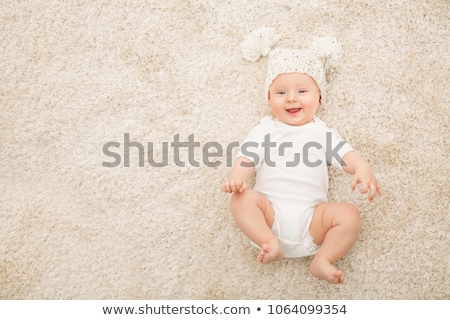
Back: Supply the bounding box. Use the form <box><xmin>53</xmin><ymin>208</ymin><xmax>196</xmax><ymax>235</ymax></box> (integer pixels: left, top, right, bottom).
<box><xmin>287</xmin><ymin>92</ymin><xmax>297</xmax><ymax>102</ymax></box>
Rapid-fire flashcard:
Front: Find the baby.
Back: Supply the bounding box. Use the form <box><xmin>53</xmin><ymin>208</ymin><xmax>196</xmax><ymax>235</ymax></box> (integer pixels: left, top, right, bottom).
<box><xmin>222</xmin><ymin>28</ymin><xmax>381</xmax><ymax>284</ymax></box>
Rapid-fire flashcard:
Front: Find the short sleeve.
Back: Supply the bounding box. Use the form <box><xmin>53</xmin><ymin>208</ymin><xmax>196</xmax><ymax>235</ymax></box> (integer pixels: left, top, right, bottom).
<box><xmin>323</xmin><ymin>125</ymin><xmax>354</xmax><ymax>171</ymax></box>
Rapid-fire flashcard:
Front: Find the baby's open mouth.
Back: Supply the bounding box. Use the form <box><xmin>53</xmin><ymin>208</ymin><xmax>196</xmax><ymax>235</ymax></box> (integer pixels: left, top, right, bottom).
<box><xmin>286</xmin><ymin>108</ymin><xmax>301</xmax><ymax>113</ymax></box>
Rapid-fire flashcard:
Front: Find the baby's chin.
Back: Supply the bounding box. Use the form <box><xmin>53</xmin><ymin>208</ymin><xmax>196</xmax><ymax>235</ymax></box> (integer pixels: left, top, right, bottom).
<box><xmin>279</xmin><ymin>114</ymin><xmax>315</xmax><ymax>126</ymax></box>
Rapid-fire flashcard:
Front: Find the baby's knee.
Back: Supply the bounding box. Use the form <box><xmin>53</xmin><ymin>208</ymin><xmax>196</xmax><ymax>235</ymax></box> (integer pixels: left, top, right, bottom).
<box><xmin>230</xmin><ymin>189</ymin><xmax>268</xmax><ymax>215</ymax></box>
<box><xmin>230</xmin><ymin>190</ymin><xmax>253</xmax><ymax>212</ymax></box>
<box><xmin>342</xmin><ymin>203</ymin><xmax>361</xmax><ymax>231</ymax></box>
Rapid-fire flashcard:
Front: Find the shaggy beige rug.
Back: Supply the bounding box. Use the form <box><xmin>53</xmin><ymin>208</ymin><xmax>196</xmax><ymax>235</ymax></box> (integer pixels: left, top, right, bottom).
<box><xmin>1</xmin><ymin>0</ymin><xmax>449</xmax><ymax>299</ymax></box>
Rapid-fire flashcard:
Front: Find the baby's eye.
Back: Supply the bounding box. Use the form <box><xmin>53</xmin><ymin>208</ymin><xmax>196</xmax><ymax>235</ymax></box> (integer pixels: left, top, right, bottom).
<box><xmin>298</xmin><ymin>90</ymin><xmax>306</xmax><ymax>94</ymax></box>
<box><xmin>277</xmin><ymin>91</ymin><xmax>286</xmax><ymax>95</ymax></box>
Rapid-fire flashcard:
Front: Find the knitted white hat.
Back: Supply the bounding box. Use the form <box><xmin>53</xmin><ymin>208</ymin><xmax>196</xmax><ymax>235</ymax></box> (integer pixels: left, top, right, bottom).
<box><xmin>241</xmin><ymin>26</ymin><xmax>342</xmax><ymax>103</ymax></box>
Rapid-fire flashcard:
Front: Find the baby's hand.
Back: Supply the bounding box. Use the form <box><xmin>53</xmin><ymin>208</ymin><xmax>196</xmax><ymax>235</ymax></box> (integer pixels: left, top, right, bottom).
<box><xmin>350</xmin><ymin>163</ymin><xmax>382</xmax><ymax>202</ymax></box>
<box><xmin>221</xmin><ymin>178</ymin><xmax>248</xmax><ymax>193</ymax></box>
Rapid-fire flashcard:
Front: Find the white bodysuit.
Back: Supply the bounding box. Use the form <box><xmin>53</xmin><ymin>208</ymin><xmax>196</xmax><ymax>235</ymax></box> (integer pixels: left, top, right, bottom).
<box><xmin>237</xmin><ymin>116</ymin><xmax>354</xmax><ymax>258</ymax></box>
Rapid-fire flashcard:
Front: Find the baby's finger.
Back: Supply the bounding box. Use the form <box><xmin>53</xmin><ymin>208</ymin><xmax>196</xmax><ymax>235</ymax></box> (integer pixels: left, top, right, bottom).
<box><xmin>228</xmin><ymin>179</ymin><xmax>238</xmax><ymax>192</ymax></box>
<box><xmin>232</xmin><ymin>179</ymin><xmax>246</xmax><ymax>193</ymax></box>
<box><xmin>229</xmin><ymin>180</ymin><xmax>239</xmax><ymax>192</ymax></box>
<box><xmin>239</xmin><ymin>182</ymin><xmax>248</xmax><ymax>193</ymax></box>
<box><xmin>235</xmin><ymin>180</ymin><xmax>246</xmax><ymax>193</ymax></box>
<box><xmin>350</xmin><ymin>176</ymin><xmax>359</xmax><ymax>191</ymax></box>
<box><xmin>359</xmin><ymin>181</ymin><xmax>370</xmax><ymax>194</ymax></box>
<box><xmin>221</xmin><ymin>181</ymin><xmax>231</xmax><ymax>193</ymax></box>
<box><xmin>367</xmin><ymin>183</ymin><xmax>377</xmax><ymax>202</ymax></box>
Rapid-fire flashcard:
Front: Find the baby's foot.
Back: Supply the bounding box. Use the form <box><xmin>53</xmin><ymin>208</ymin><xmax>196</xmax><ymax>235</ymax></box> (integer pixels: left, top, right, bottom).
<box><xmin>310</xmin><ymin>255</ymin><xmax>344</xmax><ymax>284</ymax></box>
<box><xmin>257</xmin><ymin>238</ymin><xmax>284</xmax><ymax>264</ymax></box>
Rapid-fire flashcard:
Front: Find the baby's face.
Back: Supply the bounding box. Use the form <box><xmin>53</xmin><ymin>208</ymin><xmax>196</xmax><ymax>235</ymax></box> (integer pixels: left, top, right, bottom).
<box><xmin>268</xmin><ymin>73</ymin><xmax>321</xmax><ymax>126</ymax></box>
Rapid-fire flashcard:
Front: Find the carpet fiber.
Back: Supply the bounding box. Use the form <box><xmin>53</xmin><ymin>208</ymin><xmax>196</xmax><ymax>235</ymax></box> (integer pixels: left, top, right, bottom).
<box><xmin>1</xmin><ymin>0</ymin><xmax>449</xmax><ymax>299</ymax></box>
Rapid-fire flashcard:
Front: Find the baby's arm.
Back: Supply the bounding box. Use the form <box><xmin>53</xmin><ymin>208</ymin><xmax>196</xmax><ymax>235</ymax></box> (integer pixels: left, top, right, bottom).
<box><xmin>342</xmin><ymin>151</ymin><xmax>382</xmax><ymax>202</ymax></box>
<box><xmin>221</xmin><ymin>157</ymin><xmax>255</xmax><ymax>193</ymax></box>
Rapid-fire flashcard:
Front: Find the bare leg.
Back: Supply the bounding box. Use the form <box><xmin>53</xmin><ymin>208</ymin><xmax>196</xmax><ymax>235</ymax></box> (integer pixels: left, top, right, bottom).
<box><xmin>309</xmin><ymin>203</ymin><xmax>361</xmax><ymax>284</ymax></box>
<box><xmin>230</xmin><ymin>190</ymin><xmax>284</xmax><ymax>264</ymax></box>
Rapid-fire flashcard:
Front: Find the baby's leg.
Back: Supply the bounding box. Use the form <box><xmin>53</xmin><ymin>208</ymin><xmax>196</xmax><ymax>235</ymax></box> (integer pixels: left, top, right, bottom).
<box><xmin>230</xmin><ymin>190</ymin><xmax>284</xmax><ymax>264</ymax></box>
<box><xmin>309</xmin><ymin>203</ymin><xmax>361</xmax><ymax>284</ymax></box>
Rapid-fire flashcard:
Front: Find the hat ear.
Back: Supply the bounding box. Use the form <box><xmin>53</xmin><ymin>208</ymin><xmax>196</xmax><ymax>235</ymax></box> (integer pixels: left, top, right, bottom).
<box><xmin>309</xmin><ymin>36</ymin><xmax>342</xmax><ymax>72</ymax></box>
<box><xmin>241</xmin><ymin>26</ymin><xmax>281</xmax><ymax>62</ymax></box>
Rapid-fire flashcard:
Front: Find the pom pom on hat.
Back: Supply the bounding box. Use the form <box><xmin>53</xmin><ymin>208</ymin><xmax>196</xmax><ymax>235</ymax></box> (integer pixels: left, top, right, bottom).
<box><xmin>309</xmin><ymin>36</ymin><xmax>342</xmax><ymax>72</ymax></box>
<box><xmin>241</xmin><ymin>26</ymin><xmax>281</xmax><ymax>62</ymax></box>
